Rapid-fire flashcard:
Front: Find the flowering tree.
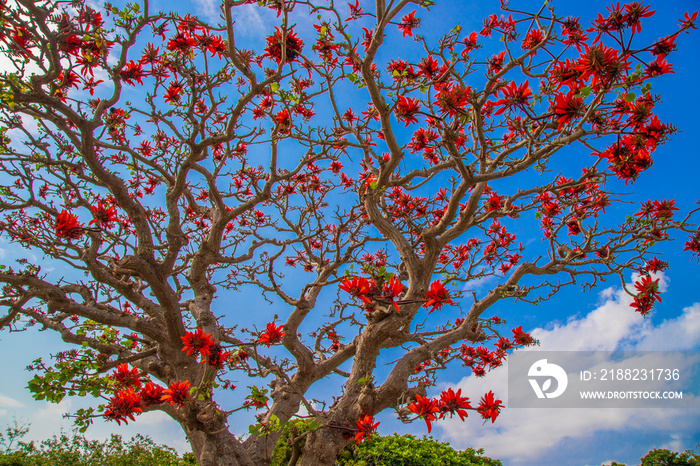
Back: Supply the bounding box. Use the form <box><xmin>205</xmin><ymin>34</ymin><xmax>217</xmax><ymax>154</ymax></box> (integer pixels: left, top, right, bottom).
<box><xmin>0</xmin><ymin>0</ymin><xmax>698</xmax><ymax>465</ymax></box>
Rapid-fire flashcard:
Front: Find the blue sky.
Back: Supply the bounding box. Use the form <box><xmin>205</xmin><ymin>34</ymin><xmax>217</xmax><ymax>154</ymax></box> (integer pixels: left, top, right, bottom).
<box><xmin>0</xmin><ymin>0</ymin><xmax>699</xmax><ymax>465</ymax></box>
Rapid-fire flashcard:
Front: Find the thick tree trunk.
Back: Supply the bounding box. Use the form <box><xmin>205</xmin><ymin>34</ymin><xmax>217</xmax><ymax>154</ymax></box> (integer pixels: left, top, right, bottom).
<box><xmin>297</xmin><ymin>426</ymin><xmax>351</xmax><ymax>466</ymax></box>
<box><xmin>184</xmin><ymin>423</ymin><xmax>256</xmax><ymax>466</ymax></box>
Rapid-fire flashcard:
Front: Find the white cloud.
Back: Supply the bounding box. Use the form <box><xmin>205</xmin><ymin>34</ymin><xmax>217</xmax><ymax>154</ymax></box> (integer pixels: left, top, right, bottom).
<box><xmin>436</xmin><ymin>275</ymin><xmax>700</xmax><ymax>464</ymax></box>
<box><xmin>191</xmin><ymin>0</ymin><xmax>220</xmax><ymax>23</ymax></box>
<box><xmin>632</xmin><ymin>302</ymin><xmax>700</xmax><ymax>351</ymax></box>
<box><xmin>231</xmin><ymin>4</ymin><xmax>267</xmax><ymax>36</ymax></box>
<box><xmin>0</xmin><ymin>393</ymin><xmax>25</xmax><ymax>409</ymax></box>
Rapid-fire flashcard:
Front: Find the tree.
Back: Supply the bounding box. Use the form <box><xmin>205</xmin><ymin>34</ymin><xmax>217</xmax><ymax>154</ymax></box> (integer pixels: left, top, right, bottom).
<box><xmin>0</xmin><ymin>425</ymin><xmax>197</xmax><ymax>466</ymax></box>
<box><xmin>0</xmin><ymin>0</ymin><xmax>697</xmax><ymax>465</ymax></box>
<box><xmin>639</xmin><ymin>448</ymin><xmax>700</xmax><ymax>466</ymax></box>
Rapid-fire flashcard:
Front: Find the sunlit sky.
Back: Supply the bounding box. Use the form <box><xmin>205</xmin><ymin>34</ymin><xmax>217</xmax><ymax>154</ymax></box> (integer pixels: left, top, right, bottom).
<box><xmin>0</xmin><ymin>0</ymin><xmax>699</xmax><ymax>465</ymax></box>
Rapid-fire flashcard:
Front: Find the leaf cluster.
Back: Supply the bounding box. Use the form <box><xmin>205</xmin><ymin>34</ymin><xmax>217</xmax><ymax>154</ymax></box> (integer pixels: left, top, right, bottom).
<box><xmin>0</xmin><ymin>432</ymin><xmax>196</xmax><ymax>466</ymax></box>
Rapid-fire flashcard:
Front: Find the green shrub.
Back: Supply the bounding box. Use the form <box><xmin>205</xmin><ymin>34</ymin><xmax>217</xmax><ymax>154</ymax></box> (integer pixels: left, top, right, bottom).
<box><xmin>269</xmin><ymin>420</ymin><xmax>500</xmax><ymax>466</ymax></box>
<box><xmin>0</xmin><ymin>432</ymin><xmax>196</xmax><ymax>466</ymax></box>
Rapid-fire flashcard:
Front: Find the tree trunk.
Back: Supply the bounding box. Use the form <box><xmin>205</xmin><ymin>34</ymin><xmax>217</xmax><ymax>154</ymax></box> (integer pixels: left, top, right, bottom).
<box><xmin>184</xmin><ymin>424</ymin><xmax>256</xmax><ymax>466</ymax></box>
<box><xmin>297</xmin><ymin>426</ymin><xmax>351</xmax><ymax>466</ymax></box>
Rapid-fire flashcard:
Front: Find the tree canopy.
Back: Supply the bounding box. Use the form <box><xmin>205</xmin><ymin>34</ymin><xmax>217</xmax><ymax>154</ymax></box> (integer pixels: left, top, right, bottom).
<box><xmin>0</xmin><ymin>0</ymin><xmax>697</xmax><ymax>465</ymax></box>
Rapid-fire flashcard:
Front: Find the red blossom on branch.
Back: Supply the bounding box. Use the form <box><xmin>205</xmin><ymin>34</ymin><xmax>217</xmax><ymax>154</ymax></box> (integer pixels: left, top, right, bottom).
<box><xmin>112</xmin><ymin>363</ymin><xmax>141</xmax><ymax>389</ymax></box>
<box><xmin>354</xmin><ymin>414</ymin><xmax>380</xmax><ymax>444</ymax></box>
<box><xmin>161</xmin><ymin>380</ymin><xmax>191</xmax><ymax>407</ymax></box>
<box><xmin>55</xmin><ymin>210</ymin><xmax>83</xmax><ymax>240</ymax></box>
<box><xmin>258</xmin><ymin>322</ymin><xmax>285</xmax><ymax>346</ymax></box>
<box><xmin>398</xmin><ymin>11</ymin><xmax>420</xmax><ymax>37</ymax></box>
<box><xmin>104</xmin><ymin>388</ymin><xmax>142</xmax><ymax>425</ymax></box>
<box><xmin>407</xmin><ymin>395</ymin><xmax>440</xmax><ymax>433</ymax></box>
<box><xmin>181</xmin><ymin>327</ymin><xmax>215</xmax><ymax>361</ymax></box>
<box><xmin>477</xmin><ymin>391</ymin><xmax>503</xmax><ymax>423</ymax></box>
<box><xmin>424</xmin><ymin>280</ymin><xmax>453</xmax><ymax>313</ymax></box>
<box><xmin>439</xmin><ymin>388</ymin><xmax>472</xmax><ymax>421</ymax></box>
<box><xmin>263</xmin><ymin>28</ymin><xmax>304</xmax><ymax>64</ymax></box>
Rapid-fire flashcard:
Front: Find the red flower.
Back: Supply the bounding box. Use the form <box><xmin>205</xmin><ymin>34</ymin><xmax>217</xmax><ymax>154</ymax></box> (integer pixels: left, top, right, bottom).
<box><xmin>398</xmin><ymin>11</ymin><xmax>420</xmax><ymax>37</ymax></box>
<box><xmin>112</xmin><ymin>363</ymin><xmax>141</xmax><ymax>389</ymax></box>
<box><xmin>207</xmin><ymin>343</ymin><xmax>231</xmax><ymax>369</ymax></box>
<box><xmin>553</xmin><ymin>90</ymin><xmax>585</xmax><ymax>130</ymax></box>
<box><xmin>684</xmin><ymin>232</ymin><xmax>700</xmax><ymax>262</ymax></box>
<box><xmin>488</xmin><ymin>51</ymin><xmax>506</xmax><ymax>74</ymax></box>
<box><xmin>395</xmin><ymin>95</ymin><xmax>421</xmax><ymax>126</ymax></box>
<box><xmin>679</xmin><ymin>11</ymin><xmax>698</xmax><ymax>31</ymax></box>
<box><xmin>258</xmin><ymin>322</ymin><xmax>285</xmax><ymax>347</ymax></box>
<box><xmin>439</xmin><ymin>388</ymin><xmax>472</xmax><ymax>421</ymax></box>
<box><xmin>493</xmin><ymin>81</ymin><xmax>532</xmax><ymax>116</ymax></box>
<box><xmin>631</xmin><ymin>274</ymin><xmax>662</xmax><ymax>316</ymax></box>
<box><xmin>275</xmin><ymin>109</ymin><xmax>292</xmax><ymax>134</ymax></box>
<box><xmin>164</xmin><ymin>81</ymin><xmax>183</xmax><ymax>103</ymax></box>
<box><xmin>521</xmin><ymin>28</ymin><xmax>544</xmax><ymax>50</ymax></box>
<box><xmin>383</xmin><ymin>276</ymin><xmax>404</xmax><ymax>313</ymax></box>
<box><xmin>104</xmin><ymin>388</ymin><xmax>142</xmax><ymax>425</ymax></box>
<box><xmin>140</xmin><ymin>382</ymin><xmax>165</xmax><ymax>406</ymax></box>
<box><xmin>418</xmin><ymin>56</ymin><xmax>440</xmax><ymax>78</ymax></box>
<box><xmin>89</xmin><ymin>201</ymin><xmax>118</xmax><ymax>228</ymax></box>
<box><xmin>346</xmin><ymin>0</ymin><xmax>363</xmax><ymax>21</ymax></box>
<box><xmin>355</xmin><ymin>414</ymin><xmax>379</xmax><ymax>444</ymax></box>
<box><xmin>263</xmin><ymin>28</ymin><xmax>304</xmax><ymax>64</ymax></box>
<box><xmin>161</xmin><ymin>380</ymin><xmax>191</xmax><ymax>407</ymax></box>
<box><xmin>624</xmin><ymin>3</ymin><xmax>655</xmax><ymax>33</ymax></box>
<box><xmin>424</xmin><ymin>280</ymin><xmax>453</xmax><ymax>313</ymax></box>
<box><xmin>339</xmin><ymin>276</ymin><xmax>376</xmax><ymax>304</ymax></box>
<box><xmin>181</xmin><ymin>327</ymin><xmax>215</xmax><ymax>361</ymax></box>
<box><xmin>477</xmin><ymin>391</ymin><xmax>503</xmax><ymax>423</ymax></box>
<box><xmin>511</xmin><ymin>326</ymin><xmax>535</xmax><ymax>346</ymax></box>
<box><xmin>120</xmin><ymin>60</ymin><xmax>145</xmax><ymax>85</ymax></box>
<box><xmin>645</xmin><ymin>58</ymin><xmax>673</xmax><ymax>78</ymax></box>
<box><xmin>651</xmin><ymin>37</ymin><xmax>676</xmax><ymax>58</ymax></box>
<box><xmin>408</xmin><ymin>395</ymin><xmax>440</xmax><ymax>433</ymax></box>
<box><xmin>55</xmin><ymin>210</ymin><xmax>83</xmax><ymax>240</ymax></box>
<box><xmin>167</xmin><ymin>32</ymin><xmax>196</xmax><ymax>53</ymax></box>
<box><xmin>574</xmin><ymin>44</ymin><xmax>628</xmax><ymax>87</ymax></box>
<box><xmin>643</xmin><ymin>257</ymin><xmax>668</xmax><ymax>273</ymax></box>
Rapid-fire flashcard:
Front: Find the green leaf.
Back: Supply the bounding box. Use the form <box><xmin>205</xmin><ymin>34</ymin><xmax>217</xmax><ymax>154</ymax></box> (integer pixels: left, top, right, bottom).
<box><xmin>369</xmin><ymin>181</ymin><xmax>377</xmax><ymax>190</ymax></box>
<box><xmin>270</xmin><ymin>83</ymin><xmax>279</xmax><ymax>92</ymax></box>
<box><xmin>574</xmin><ymin>86</ymin><xmax>591</xmax><ymax>98</ymax></box>
<box><xmin>625</xmin><ymin>92</ymin><xmax>636</xmax><ymax>102</ymax></box>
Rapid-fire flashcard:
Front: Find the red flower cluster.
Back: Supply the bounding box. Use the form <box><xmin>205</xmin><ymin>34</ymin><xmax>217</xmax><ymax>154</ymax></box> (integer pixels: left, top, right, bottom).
<box><xmin>55</xmin><ymin>210</ymin><xmax>83</xmax><ymax>240</ymax></box>
<box><xmin>476</xmin><ymin>390</ymin><xmax>503</xmax><ymax>423</ymax></box>
<box><xmin>89</xmin><ymin>201</ymin><xmax>118</xmax><ymax>228</ymax></box>
<box><xmin>407</xmin><ymin>388</ymin><xmax>502</xmax><ymax>432</ymax></box>
<box><xmin>354</xmin><ymin>414</ymin><xmax>380</xmax><ymax>444</ymax></box>
<box><xmin>181</xmin><ymin>327</ymin><xmax>215</xmax><ymax>362</ymax></box>
<box><xmin>398</xmin><ymin>11</ymin><xmax>420</xmax><ymax>37</ymax></box>
<box><xmin>104</xmin><ymin>377</ymin><xmax>173</xmax><ymax>424</ymax></box>
<box><xmin>104</xmin><ymin>388</ymin><xmax>142</xmax><ymax>425</ymax></box>
<box><xmin>492</xmin><ymin>81</ymin><xmax>532</xmax><ymax>115</ymax></box>
<box><xmin>631</xmin><ymin>274</ymin><xmax>661</xmax><ymax>316</ymax></box>
<box><xmin>258</xmin><ymin>322</ymin><xmax>285</xmax><ymax>346</ymax></box>
<box><xmin>395</xmin><ymin>95</ymin><xmax>421</xmax><ymax>126</ymax></box>
<box><xmin>161</xmin><ymin>380</ymin><xmax>191</xmax><ymax>407</ymax></box>
<box><xmin>424</xmin><ymin>280</ymin><xmax>453</xmax><ymax>313</ymax></box>
<box><xmin>112</xmin><ymin>363</ymin><xmax>141</xmax><ymax>389</ymax></box>
<box><xmin>685</xmin><ymin>232</ymin><xmax>700</xmax><ymax>262</ymax></box>
<box><xmin>263</xmin><ymin>28</ymin><xmax>304</xmax><ymax>64</ymax></box>
<box><xmin>339</xmin><ymin>276</ymin><xmax>376</xmax><ymax>305</ymax></box>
